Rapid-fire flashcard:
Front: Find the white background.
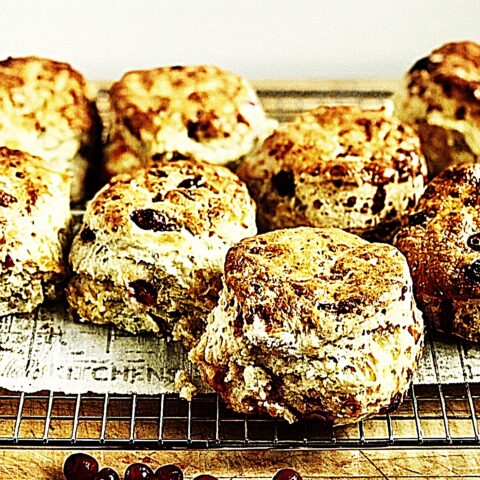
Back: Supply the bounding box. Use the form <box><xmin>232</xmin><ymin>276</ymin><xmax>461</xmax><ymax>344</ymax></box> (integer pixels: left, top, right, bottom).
<box><xmin>0</xmin><ymin>0</ymin><xmax>479</xmax><ymax>81</ymax></box>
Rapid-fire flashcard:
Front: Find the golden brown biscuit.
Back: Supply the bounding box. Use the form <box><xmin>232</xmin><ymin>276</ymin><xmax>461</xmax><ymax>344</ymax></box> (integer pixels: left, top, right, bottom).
<box><xmin>395</xmin><ymin>41</ymin><xmax>480</xmax><ymax>177</ymax></box>
<box><xmin>0</xmin><ymin>56</ymin><xmax>101</xmax><ymax>202</ymax></box>
<box><xmin>191</xmin><ymin>227</ymin><xmax>423</xmax><ymax>425</ymax></box>
<box><xmin>67</xmin><ymin>159</ymin><xmax>256</xmax><ymax>347</ymax></box>
<box><xmin>0</xmin><ymin>147</ymin><xmax>71</xmax><ymax>315</ymax></box>
<box><xmin>104</xmin><ymin>65</ymin><xmax>274</xmax><ymax>179</ymax></box>
<box><xmin>237</xmin><ymin>105</ymin><xmax>427</xmax><ymax>240</ymax></box>
<box><xmin>394</xmin><ymin>163</ymin><xmax>480</xmax><ymax>342</ymax></box>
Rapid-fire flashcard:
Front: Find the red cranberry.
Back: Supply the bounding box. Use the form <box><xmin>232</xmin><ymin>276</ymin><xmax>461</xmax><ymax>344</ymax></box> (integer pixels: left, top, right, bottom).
<box><xmin>408</xmin><ymin>210</ymin><xmax>428</xmax><ymax>226</ymax></box>
<box><xmin>465</xmin><ymin>260</ymin><xmax>480</xmax><ymax>283</ymax></box>
<box><xmin>371</xmin><ymin>185</ymin><xmax>386</xmax><ymax>215</ymax></box>
<box><xmin>409</xmin><ymin>56</ymin><xmax>435</xmax><ymax>74</ymax></box>
<box><xmin>154</xmin><ymin>464</ymin><xmax>183</xmax><ymax>480</ymax></box>
<box><xmin>125</xmin><ymin>463</ymin><xmax>154</xmax><ymax>480</ymax></box>
<box><xmin>63</xmin><ymin>453</ymin><xmax>99</xmax><ymax>480</ymax></box>
<box><xmin>177</xmin><ymin>175</ymin><xmax>204</xmax><ymax>189</ymax></box>
<box><xmin>150</xmin><ymin>169</ymin><xmax>168</xmax><ymax>177</ymax></box>
<box><xmin>191</xmin><ymin>476</ymin><xmax>217</xmax><ymax>480</ymax></box>
<box><xmin>186</xmin><ymin>120</ymin><xmax>203</xmax><ymax>141</ymax></box>
<box><xmin>129</xmin><ymin>280</ymin><xmax>157</xmax><ymax>306</ymax></box>
<box><xmin>467</xmin><ymin>233</ymin><xmax>480</xmax><ymax>251</ymax></box>
<box><xmin>272</xmin><ymin>469</ymin><xmax>303</xmax><ymax>480</ymax></box>
<box><xmin>2</xmin><ymin>254</ymin><xmax>14</xmax><ymax>269</ymax></box>
<box><xmin>236</xmin><ymin>113</ymin><xmax>250</xmax><ymax>125</ymax></box>
<box><xmin>80</xmin><ymin>227</ymin><xmax>96</xmax><ymax>242</ymax></box>
<box><xmin>130</xmin><ymin>209</ymin><xmax>177</xmax><ymax>232</ymax></box>
<box><xmin>271</xmin><ymin>170</ymin><xmax>295</xmax><ymax>197</ymax></box>
<box><xmin>171</xmin><ymin>152</ymin><xmax>189</xmax><ymax>160</ymax></box>
<box><xmin>94</xmin><ymin>468</ymin><xmax>120</xmax><ymax>480</ymax></box>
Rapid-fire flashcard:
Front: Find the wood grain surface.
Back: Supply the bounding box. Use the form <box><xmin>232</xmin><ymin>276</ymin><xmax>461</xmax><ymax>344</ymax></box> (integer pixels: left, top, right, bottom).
<box><xmin>1</xmin><ymin>448</ymin><xmax>480</xmax><ymax>479</ymax></box>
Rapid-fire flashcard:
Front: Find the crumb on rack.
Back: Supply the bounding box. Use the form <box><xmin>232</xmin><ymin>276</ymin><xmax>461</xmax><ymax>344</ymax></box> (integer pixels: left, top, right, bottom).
<box><xmin>174</xmin><ymin>369</ymin><xmax>198</xmax><ymax>401</ymax></box>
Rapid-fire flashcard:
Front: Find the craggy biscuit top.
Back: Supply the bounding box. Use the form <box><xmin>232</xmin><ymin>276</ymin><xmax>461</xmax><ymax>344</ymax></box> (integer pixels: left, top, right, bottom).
<box><xmin>68</xmin><ymin>159</ymin><xmax>256</xmax><ymax>344</ymax></box>
<box><xmin>192</xmin><ymin>226</ymin><xmax>423</xmax><ymax>424</ymax></box>
<box><xmin>397</xmin><ymin>41</ymin><xmax>480</xmax><ymax>158</ymax></box>
<box><xmin>82</xmin><ymin>159</ymin><xmax>256</xmax><ymax>244</ymax></box>
<box><xmin>108</xmin><ymin>65</ymin><xmax>271</xmax><ymax>166</ymax></box>
<box><xmin>406</xmin><ymin>41</ymin><xmax>480</xmax><ymax>120</ymax></box>
<box><xmin>394</xmin><ymin>163</ymin><xmax>480</xmax><ymax>300</ymax></box>
<box><xmin>0</xmin><ymin>147</ymin><xmax>70</xmax><ymax>267</ymax></box>
<box><xmin>238</xmin><ymin>105</ymin><xmax>426</xmax><ymax>188</ymax></box>
<box><xmin>0</xmin><ymin>56</ymin><xmax>97</xmax><ymax>141</ymax></box>
<box><xmin>224</xmin><ymin>226</ymin><xmax>414</xmax><ymax>348</ymax></box>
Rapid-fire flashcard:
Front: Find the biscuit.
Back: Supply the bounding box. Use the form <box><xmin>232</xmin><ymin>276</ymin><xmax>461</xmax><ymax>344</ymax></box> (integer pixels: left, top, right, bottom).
<box><xmin>67</xmin><ymin>159</ymin><xmax>256</xmax><ymax>348</ymax></box>
<box><xmin>104</xmin><ymin>65</ymin><xmax>274</xmax><ymax>179</ymax></box>
<box><xmin>0</xmin><ymin>56</ymin><xmax>101</xmax><ymax>202</ymax></box>
<box><xmin>0</xmin><ymin>147</ymin><xmax>71</xmax><ymax>315</ymax></box>
<box><xmin>236</xmin><ymin>105</ymin><xmax>427</xmax><ymax>240</ymax></box>
<box><xmin>190</xmin><ymin>227</ymin><xmax>423</xmax><ymax>425</ymax></box>
<box><xmin>395</xmin><ymin>41</ymin><xmax>480</xmax><ymax>177</ymax></box>
<box><xmin>393</xmin><ymin>163</ymin><xmax>480</xmax><ymax>342</ymax></box>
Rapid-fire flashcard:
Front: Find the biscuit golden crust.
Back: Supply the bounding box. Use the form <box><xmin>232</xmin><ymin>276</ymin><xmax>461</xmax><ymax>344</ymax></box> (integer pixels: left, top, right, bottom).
<box><xmin>237</xmin><ymin>105</ymin><xmax>427</xmax><ymax>240</ymax></box>
<box><xmin>105</xmin><ymin>65</ymin><xmax>274</xmax><ymax>178</ymax></box>
<box><xmin>67</xmin><ymin>160</ymin><xmax>256</xmax><ymax>347</ymax></box>
<box><xmin>0</xmin><ymin>147</ymin><xmax>71</xmax><ymax>314</ymax></box>
<box><xmin>393</xmin><ymin>163</ymin><xmax>480</xmax><ymax>342</ymax></box>
<box><xmin>395</xmin><ymin>41</ymin><xmax>480</xmax><ymax>177</ymax></box>
<box><xmin>0</xmin><ymin>56</ymin><xmax>100</xmax><ymax>202</ymax></box>
<box><xmin>191</xmin><ymin>227</ymin><xmax>423</xmax><ymax>425</ymax></box>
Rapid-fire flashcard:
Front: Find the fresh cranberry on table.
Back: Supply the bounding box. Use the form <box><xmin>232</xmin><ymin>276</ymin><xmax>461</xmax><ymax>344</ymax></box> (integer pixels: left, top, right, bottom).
<box><xmin>272</xmin><ymin>469</ymin><xmax>303</xmax><ymax>480</ymax></box>
<box><xmin>191</xmin><ymin>475</ymin><xmax>218</xmax><ymax>480</ymax></box>
<box><xmin>154</xmin><ymin>464</ymin><xmax>183</xmax><ymax>480</ymax></box>
<box><xmin>94</xmin><ymin>467</ymin><xmax>120</xmax><ymax>480</ymax></box>
<box><xmin>63</xmin><ymin>453</ymin><xmax>99</xmax><ymax>480</ymax></box>
<box><xmin>125</xmin><ymin>463</ymin><xmax>155</xmax><ymax>480</ymax></box>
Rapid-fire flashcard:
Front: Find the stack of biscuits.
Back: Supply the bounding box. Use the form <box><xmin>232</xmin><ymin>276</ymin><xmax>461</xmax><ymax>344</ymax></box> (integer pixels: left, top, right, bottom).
<box><xmin>2</xmin><ymin>41</ymin><xmax>480</xmax><ymax>426</ymax></box>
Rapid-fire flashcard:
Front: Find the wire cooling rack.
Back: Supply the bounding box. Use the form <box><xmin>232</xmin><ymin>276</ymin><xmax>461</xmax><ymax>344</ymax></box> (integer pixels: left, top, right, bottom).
<box><xmin>1</xmin><ymin>381</ymin><xmax>480</xmax><ymax>449</ymax></box>
<box><xmin>1</xmin><ymin>84</ymin><xmax>477</xmax><ymax>450</ymax></box>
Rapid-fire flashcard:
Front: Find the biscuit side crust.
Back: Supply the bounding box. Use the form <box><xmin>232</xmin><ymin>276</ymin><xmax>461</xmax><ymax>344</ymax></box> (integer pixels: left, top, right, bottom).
<box><xmin>393</xmin><ymin>163</ymin><xmax>480</xmax><ymax>341</ymax></box>
<box><xmin>191</xmin><ymin>227</ymin><xmax>424</xmax><ymax>424</ymax></box>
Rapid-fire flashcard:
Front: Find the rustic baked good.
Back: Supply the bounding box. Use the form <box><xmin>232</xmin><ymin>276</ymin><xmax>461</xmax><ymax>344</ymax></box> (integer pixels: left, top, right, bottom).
<box><xmin>104</xmin><ymin>65</ymin><xmax>274</xmax><ymax>179</ymax></box>
<box><xmin>0</xmin><ymin>147</ymin><xmax>71</xmax><ymax>315</ymax></box>
<box><xmin>67</xmin><ymin>159</ymin><xmax>256</xmax><ymax>347</ymax></box>
<box><xmin>0</xmin><ymin>56</ymin><xmax>101</xmax><ymax>202</ymax></box>
<box><xmin>190</xmin><ymin>227</ymin><xmax>423</xmax><ymax>425</ymax></box>
<box><xmin>393</xmin><ymin>163</ymin><xmax>480</xmax><ymax>342</ymax></box>
<box><xmin>236</xmin><ymin>105</ymin><xmax>427</xmax><ymax>240</ymax></box>
<box><xmin>395</xmin><ymin>41</ymin><xmax>480</xmax><ymax>178</ymax></box>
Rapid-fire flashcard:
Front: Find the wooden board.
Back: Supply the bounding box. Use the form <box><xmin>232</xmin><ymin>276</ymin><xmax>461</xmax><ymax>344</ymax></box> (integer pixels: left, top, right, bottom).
<box><xmin>1</xmin><ymin>448</ymin><xmax>480</xmax><ymax>479</ymax></box>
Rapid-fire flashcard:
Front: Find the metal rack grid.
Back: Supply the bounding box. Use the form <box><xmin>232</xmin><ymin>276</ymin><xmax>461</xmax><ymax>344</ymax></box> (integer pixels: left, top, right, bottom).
<box><xmin>1</xmin><ymin>381</ymin><xmax>480</xmax><ymax>449</ymax></box>
<box><xmin>1</xmin><ymin>85</ymin><xmax>476</xmax><ymax>450</ymax></box>
<box><xmin>256</xmin><ymin>86</ymin><xmax>393</xmax><ymax>122</ymax></box>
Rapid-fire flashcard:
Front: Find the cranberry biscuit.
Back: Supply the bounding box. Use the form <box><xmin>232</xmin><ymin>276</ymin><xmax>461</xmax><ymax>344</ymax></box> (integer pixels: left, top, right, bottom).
<box><xmin>394</xmin><ymin>163</ymin><xmax>480</xmax><ymax>342</ymax></box>
<box><xmin>0</xmin><ymin>147</ymin><xmax>71</xmax><ymax>315</ymax></box>
<box><xmin>191</xmin><ymin>227</ymin><xmax>423</xmax><ymax>425</ymax></box>
<box><xmin>237</xmin><ymin>105</ymin><xmax>427</xmax><ymax>240</ymax></box>
<box><xmin>0</xmin><ymin>56</ymin><xmax>100</xmax><ymax>202</ymax></box>
<box><xmin>67</xmin><ymin>160</ymin><xmax>256</xmax><ymax>348</ymax></box>
<box><xmin>395</xmin><ymin>41</ymin><xmax>480</xmax><ymax>177</ymax></box>
<box><xmin>104</xmin><ymin>65</ymin><xmax>274</xmax><ymax>179</ymax></box>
